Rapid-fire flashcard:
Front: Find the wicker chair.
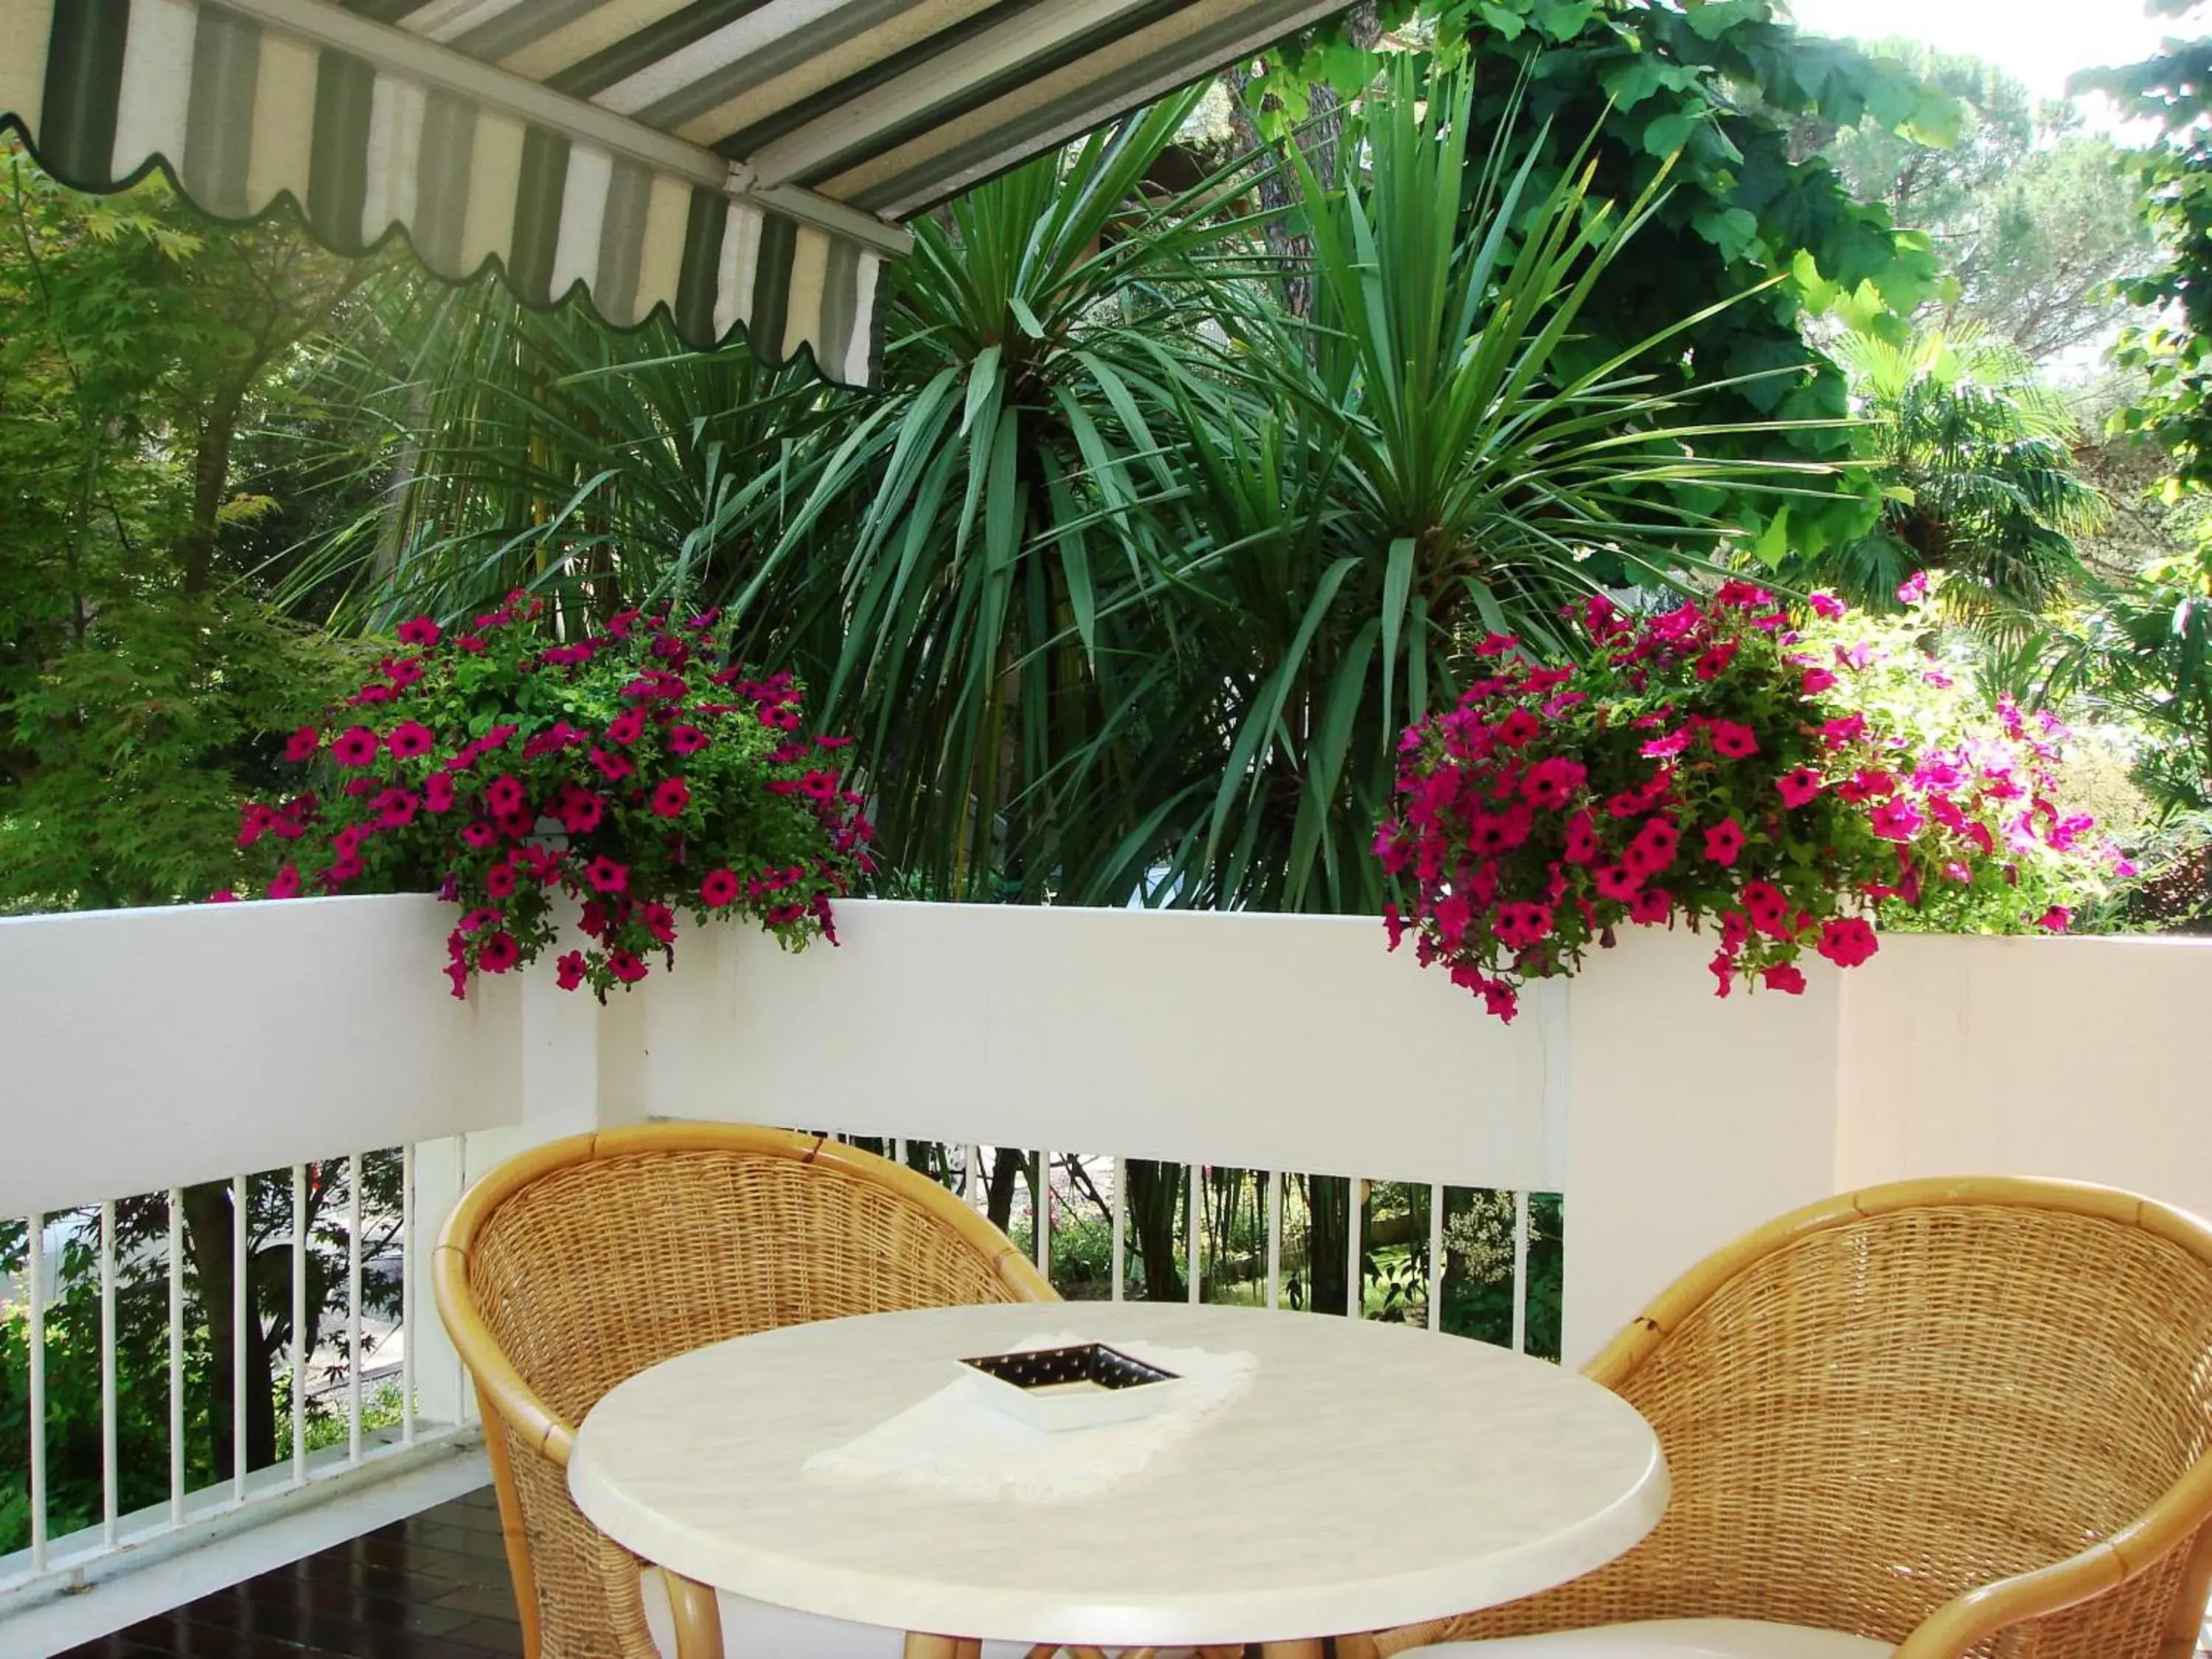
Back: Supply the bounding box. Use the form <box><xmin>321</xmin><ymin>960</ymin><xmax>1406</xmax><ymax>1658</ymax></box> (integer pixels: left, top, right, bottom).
<box><xmin>431</xmin><ymin>1123</ymin><xmax>1055</xmax><ymax>1659</ymax></box>
<box><xmin>1368</xmin><ymin>1177</ymin><xmax>2212</xmax><ymax>1659</ymax></box>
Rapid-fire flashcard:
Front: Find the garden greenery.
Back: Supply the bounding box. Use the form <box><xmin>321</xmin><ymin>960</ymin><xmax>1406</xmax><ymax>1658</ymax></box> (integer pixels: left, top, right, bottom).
<box><xmin>232</xmin><ymin>597</ymin><xmax>872</xmax><ymax>997</ymax></box>
<box><xmin>1377</xmin><ymin>579</ymin><xmax>2128</xmax><ymax>1020</ymax></box>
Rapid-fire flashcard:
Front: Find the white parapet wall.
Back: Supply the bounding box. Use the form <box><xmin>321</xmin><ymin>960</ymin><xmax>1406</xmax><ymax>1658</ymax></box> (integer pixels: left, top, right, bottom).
<box><xmin>2</xmin><ymin>894</ymin><xmax>2206</xmax><ymax>1376</ymax></box>
<box><xmin>0</xmin><ymin>894</ymin><xmax>523</xmax><ymax>1220</ymax></box>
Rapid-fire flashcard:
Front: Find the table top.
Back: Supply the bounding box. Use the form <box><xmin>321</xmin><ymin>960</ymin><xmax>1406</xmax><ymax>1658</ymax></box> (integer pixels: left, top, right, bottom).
<box><xmin>568</xmin><ymin>1302</ymin><xmax>1666</xmax><ymax>1649</ymax></box>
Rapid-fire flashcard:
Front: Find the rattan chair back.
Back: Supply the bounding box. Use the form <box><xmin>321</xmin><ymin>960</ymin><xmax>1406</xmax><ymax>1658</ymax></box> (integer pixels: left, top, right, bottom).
<box><xmin>433</xmin><ymin>1124</ymin><xmax>1054</xmax><ymax>1659</ymax></box>
<box><xmin>1372</xmin><ymin>1178</ymin><xmax>2212</xmax><ymax>1659</ymax></box>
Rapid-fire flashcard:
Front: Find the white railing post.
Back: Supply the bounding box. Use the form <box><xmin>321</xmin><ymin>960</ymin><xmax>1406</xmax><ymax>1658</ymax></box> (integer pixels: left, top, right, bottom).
<box><xmin>1512</xmin><ymin>1189</ymin><xmax>1531</xmax><ymax>1354</ymax></box>
<box><xmin>1266</xmin><ymin>1170</ymin><xmax>1282</xmax><ymax>1311</ymax></box>
<box><xmin>1427</xmin><ymin>1183</ymin><xmax>1444</xmax><ymax>1335</ymax></box>
<box><xmin>1110</xmin><ymin>1155</ymin><xmax>1125</xmax><ymax>1304</ymax></box>
<box><xmin>27</xmin><ymin>1211</ymin><xmax>47</xmax><ymax>1571</ymax></box>
<box><xmin>100</xmin><ymin>1199</ymin><xmax>117</xmax><ymax>1547</ymax></box>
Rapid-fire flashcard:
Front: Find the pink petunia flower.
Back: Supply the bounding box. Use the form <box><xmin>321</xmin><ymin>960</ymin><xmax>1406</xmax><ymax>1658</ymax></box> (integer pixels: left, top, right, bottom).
<box><xmin>590</xmin><ymin>747</ymin><xmax>634</xmax><ymax>782</ymax></box>
<box><xmin>1801</xmin><ymin>667</ymin><xmax>1837</xmax><ymax>696</ymax></box>
<box><xmin>1628</xmin><ymin>888</ymin><xmax>1671</xmax><ymax>925</ymax></box>
<box><xmin>1709</xmin><ymin>951</ymin><xmax>1734</xmax><ymax>998</ymax></box>
<box><xmin>1763</xmin><ymin>964</ymin><xmax>1808</xmax><ymax>995</ymax></box>
<box><xmin>1694</xmin><ymin>642</ymin><xmax>1737</xmax><ymax>681</ymax></box>
<box><xmin>2037</xmin><ymin>905</ymin><xmax>2073</xmax><ymax>933</ymax></box>
<box><xmin>484</xmin><ymin>774</ymin><xmax>526</xmax><ymax>818</ymax></box>
<box><xmin>331</xmin><ymin>726</ymin><xmax>380</xmax><ymax>768</ymax></box>
<box><xmin>268</xmin><ymin>866</ymin><xmax>302</xmax><ymax>900</ymax></box>
<box><xmin>700</xmin><ymin>868</ymin><xmax>742</xmax><ymax>908</ymax></box>
<box><xmin>460</xmin><ymin>821</ymin><xmax>500</xmax><ymax>849</ymax></box>
<box><xmin>1815</xmin><ymin>917</ymin><xmax>1879</xmax><ymax>967</ymax></box>
<box><xmin>1809</xmin><ymin>591</ymin><xmax>1847</xmax><ymax>619</ymax></box>
<box><xmin>375</xmin><ymin>787</ymin><xmax>418</xmax><ymax>829</ymax></box>
<box><xmin>1563</xmin><ymin>812</ymin><xmax>1600</xmax><ymax>865</ymax></box>
<box><xmin>605</xmin><ymin>709</ymin><xmax>647</xmax><ymax>747</ymax></box>
<box><xmin>585</xmin><ymin>855</ymin><xmax>629</xmax><ymax>894</ymax></box>
<box><xmin>1706</xmin><ymin>720</ymin><xmax>1758</xmax><ymax>759</ymax></box>
<box><xmin>610</xmin><ymin>950</ymin><xmax>649</xmax><ymax>984</ymax></box>
<box><xmin>1775</xmin><ymin>767</ymin><xmax>1823</xmax><ymax>809</ymax></box>
<box><xmin>484</xmin><ymin>863</ymin><xmax>518</xmax><ymax>898</ymax></box>
<box><xmin>396</xmin><ymin>616</ymin><xmax>442</xmax><ymax>647</ymax></box>
<box><xmin>555</xmin><ymin>951</ymin><xmax>588</xmax><ymax>992</ymax></box>
<box><xmin>284</xmin><ymin>726</ymin><xmax>321</xmax><ymax>763</ymax></box>
<box><xmin>423</xmin><ymin>773</ymin><xmax>457</xmax><ymax>814</ymax></box>
<box><xmin>650</xmin><ymin>777</ymin><xmax>692</xmax><ymax>818</ymax></box>
<box><xmin>668</xmin><ymin>724</ymin><xmax>709</xmax><ymax>755</ymax></box>
<box><xmin>387</xmin><ymin>721</ymin><xmax>436</xmax><ymax>760</ymax></box>
<box><xmin>1869</xmin><ymin>798</ymin><xmax>1924</xmax><ymax>842</ymax></box>
<box><xmin>1593</xmin><ymin>863</ymin><xmax>1642</xmax><ymax>902</ymax></box>
<box><xmin>476</xmin><ymin>931</ymin><xmax>521</xmax><ymax>973</ymax></box>
<box><xmin>1703</xmin><ymin>819</ymin><xmax>1745</xmax><ymax>866</ymax></box>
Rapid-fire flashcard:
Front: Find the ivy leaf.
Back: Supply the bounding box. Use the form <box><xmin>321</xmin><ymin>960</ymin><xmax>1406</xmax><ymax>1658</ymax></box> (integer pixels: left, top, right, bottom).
<box><xmin>1537</xmin><ymin>1</ymin><xmax>1596</xmax><ymax>41</ymax></box>
<box><xmin>1692</xmin><ymin>206</ymin><xmax>1760</xmax><ymax>263</ymax></box>
<box><xmin>1641</xmin><ymin>108</ymin><xmax>1700</xmax><ymax>156</ymax></box>
<box><xmin>1480</xmin><ymin>2</ymin><xmax>1528</xmax><ymax>41</ymax></box>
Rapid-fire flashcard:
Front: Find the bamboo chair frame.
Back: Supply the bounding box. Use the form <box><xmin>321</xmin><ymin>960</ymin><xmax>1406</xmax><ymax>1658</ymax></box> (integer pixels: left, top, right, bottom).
<box><xmin>1368</xmin><ymin>1176</ymin><xmax>2212</xmax><ymax>1659</ymax></box>
<box><xmin>432</xmin><ymin>1122</ymin><xmax>1055</xmax><ymax>1659</ymax></box>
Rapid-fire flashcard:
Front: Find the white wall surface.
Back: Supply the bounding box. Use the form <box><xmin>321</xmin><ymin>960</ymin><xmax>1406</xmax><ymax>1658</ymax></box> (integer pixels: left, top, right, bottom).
<box><xmin>637</xmin><ymin>901</ymin><xmax>1566</xmax><ymax>1192</ymax></box>
<box><xmin>1836</xmin><ymin>933</ymin><xmax>2212</xmax><ymax>1219</ymax></box>
<box><xmin>4</xmin><ymin>893</ymin><xmax>2205</xmax><ymax>1384</ymax></box>
<box><xmin>0</xmin><ymin>896</ymin><xmax>521</xmax><ymax>1217</ymax></box>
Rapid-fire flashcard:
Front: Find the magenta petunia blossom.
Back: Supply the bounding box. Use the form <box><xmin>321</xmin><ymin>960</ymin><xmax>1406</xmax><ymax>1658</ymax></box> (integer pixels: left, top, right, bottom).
<box><xmin>555</xmin><ymin>951</ymin><xmax>588</xmax><ymax>992</ymax></box>
<box><xmin>1627</xmin><ymin>888</ymin><xmax>1670</xmax><ymax>925</ymax></box>
<box><xmin>1708</xmin><ymin>951</ymin><xmax>1735</xmax><ymax>998</ymax></box>
<box><xmin>396</xmin><ymin>616</ymin><xmax>442</xmax><ymax>647</ymax></box>
<box><xmin>268</xmin><ymin>865</ymin><xmax>302</xmax><ymax>900</ymax></box>
<box><xmin>1815</xmin><ymin>917</ymin><xmax>1879</xmax><ymax>967</ymax></box>
<box><xmin>387</xmin><ymin>721</ymin><xmax>435</xmax><ymax>759</ymax></box>
<box><xmin>422</xmin><ymin>773</ymin><xmax>456</xmax><ymax>813</ymax></box>
<box><xmin>1694</xmin><ymin>642</ymin><xmax>1737</xmax><ymax>681</ymax></box>
<box><xmin>610</xmin><ymin>950</ymin><xmax>649</xmax><ymax>984</ymax></box>
<box><xmin>1800</xmin><ymin>667</ymin><xmax>1837</xmax><ymax>696</ymax></box>
<box><xmin>331</xmin><ymin>726</ymin><xmax>380</xmax><ymax>768</ymax></box>
<box><xmin>1762</xmin><ymin>964</ymin><xmax>1809</xmax><ymax>995</ymax></box>
<box><xmin>375</xmin><ymin>787</ymin><xmax>419</xmax><ymax>829</ymax></box>
<box><xmin>1706</xmin><ymin>720</ymin><xmax>1758</xmax><ymax>759</ymax></box>
<box><xmin>590</xmin><ymin>746</ymin><xmax>634</xmax><ymax>782</ymax></box>
<box><xmin>1775</xmin><ymin>767</ymin><xmax>1824</xmax><ymax>809</ymax></box>
<box><xmin>668</xmin><ymin>724</ymin><xmax>709</xmax><ymax>755</ymax></box>
<box><xmin>605</xmin><ymin>709</ymin><xmax>647</xmax><ymax>746</ymax></box>
<box><xmin>476</xmin><ymin>931</ymin><xmax>521</xmax><ymax>973</ymax></box>
<box><xmin>284</xmin><ymin>726</ymin><xmax>321</xmax><ymax>762</ymax></box>
<box><xmin>700</xmin><ymin>868</ymin><xmax>741</xmax><ymax>907</ymax></box>
<box><xmin>1592</xmin><ymin>863</ymin><xmax>1641</xmax><ymax>902</ymax></box>
<box><xmin>585</xmin><ymin>855</ymin><xmax>629</xmax><ymax>894</ymax></box>
<box><xmin>460</xmin><ymin>821</ymin><xmax>499</xmax><ymax>849</ymax></box>
<box><xmin>1869</xmin><ymin>799</ymin><xmax>1924</xmax><ymax>842</ymax></box>
<box><xmin>650</xmin><ymin>777</ymin><xmax>691</xmax><ymax>818</ymax></box>
<box><xmin>483</xmin><ymin>774</ymin><xmax>526</xmax><ymax>818</ymax></box>
<box><xmin>1702</xmin><ymin>818</ymin><xmax>1745</xmax><ymax>865</ymax></box>
<box><xmin>483</xmin><ymin>863</ymin><xmax>518</xmax><ymax>899</ymax></box>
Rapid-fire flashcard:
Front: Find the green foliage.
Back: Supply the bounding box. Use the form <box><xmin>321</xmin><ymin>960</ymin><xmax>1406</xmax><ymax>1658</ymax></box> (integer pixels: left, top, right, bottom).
<box><xmin>0</xmin><ymin>1236</ymin><xmax>215</xmax><ymax>1552</ymax></box>
<box><xmin>2086</xmin><ymin>18</ymin><xmax>2212</xmax><ymax>488</ymax></box>
<box><xmin>1798</xmin><ymin>327</ymin><xmax>2107</xmax><ymax>621</ymax></box>
<box><xmin>1262</xmin><ymin>0</ymin><xmax>1952</xmax><ymax>553</ymax></box>
<box><xmin>1133</xmin><ymin>60</ymin><xmax>1840</xmax><ymax>914</ymax></box>
<box><xmin>1</xmin><ymin>596</ymin><xmax>370</xmax><ymax>910</ymax></box>
<box><xmin>0</xmin><ymin>142</ymin><xmax>375</xmax><ymax>913</ymax></box>
<box><xmin>1801</xmin><ymin>42</ymin><xmax>2150</xmax><ymax>364</ymax></box>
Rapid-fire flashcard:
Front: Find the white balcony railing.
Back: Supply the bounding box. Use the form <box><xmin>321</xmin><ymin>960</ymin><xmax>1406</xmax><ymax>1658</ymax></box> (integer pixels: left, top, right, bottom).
<box><xmin>4</xmin><ymin>894</ymin><xmax>2210</xmax><ymax>1652</ymax></box>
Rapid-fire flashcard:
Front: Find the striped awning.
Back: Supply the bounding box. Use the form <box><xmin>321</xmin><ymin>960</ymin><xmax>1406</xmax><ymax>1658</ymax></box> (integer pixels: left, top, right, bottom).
<box><xmin>0</xmin><ymin>0</ymin><xmax>1347</xmax><ymax>386</ymax></box>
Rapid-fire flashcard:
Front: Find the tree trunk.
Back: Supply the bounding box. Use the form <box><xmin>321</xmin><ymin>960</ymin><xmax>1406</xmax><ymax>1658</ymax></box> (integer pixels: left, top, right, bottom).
<box><xmin>1225</xmin><ymin>1</ymin><xmax>1381</xmax><ymax>321</ymax></box>
<box><xmin>1303</xmin><ymin>1174</ymin><xmax>1350</xmax><ymax>1315</ymax></box>
<box><xmin>1123</xmin><ymin>1160</ymin><xmax>1186</xmax><ymax>1301</ymax></box>
<box><xmin>985</xmin><ymin>1147</ymin><xmax>1022</xmax><ymax>1236</ymax></box>
<box><xmin>178</xmin><ymin>390</ymin><xmax>243</xmax><ymax>595</ymax></box>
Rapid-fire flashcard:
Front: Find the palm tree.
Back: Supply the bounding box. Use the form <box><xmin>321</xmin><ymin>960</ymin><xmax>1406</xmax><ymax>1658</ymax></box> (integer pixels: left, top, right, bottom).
<box><xmin>1807</xmin><ymin>325</ymin><xmax>2107</xmax><ymax>621</ymax></box>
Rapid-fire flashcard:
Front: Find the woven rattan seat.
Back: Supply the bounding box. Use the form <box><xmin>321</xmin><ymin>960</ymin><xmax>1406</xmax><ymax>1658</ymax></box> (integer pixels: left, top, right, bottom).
<box><xmin>1368</xmin><ymin>1178</ymin><xmax>2212</xmax><ymax>1659</ymax></box>
<box><xmin>432</xmin><ymin>1124</ymin><xmax>1054</xmax><ymax>1659</ymax></box>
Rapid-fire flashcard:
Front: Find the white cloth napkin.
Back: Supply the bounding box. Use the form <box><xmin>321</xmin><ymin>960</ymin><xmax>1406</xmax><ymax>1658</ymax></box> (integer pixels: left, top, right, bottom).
<box><xmin>800</xmin><ymin>1331</ymin><xmax>1257</xmax><ymax>1503</ymax></box>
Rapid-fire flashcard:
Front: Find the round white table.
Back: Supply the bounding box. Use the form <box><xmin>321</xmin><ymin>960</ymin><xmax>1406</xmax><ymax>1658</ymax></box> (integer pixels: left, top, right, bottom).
<box><xmin>569</xmin><ymin>1302</ymin><xmax>1666</xmax><ymax>1658</ymax></box>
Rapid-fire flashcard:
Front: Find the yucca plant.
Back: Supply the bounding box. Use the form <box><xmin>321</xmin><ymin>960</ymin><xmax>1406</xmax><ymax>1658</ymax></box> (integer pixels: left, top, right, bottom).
<box><xmin>1102</xmin><ymin>60</ymin><xmax>1848</xmax><ymax>913</ymax></box>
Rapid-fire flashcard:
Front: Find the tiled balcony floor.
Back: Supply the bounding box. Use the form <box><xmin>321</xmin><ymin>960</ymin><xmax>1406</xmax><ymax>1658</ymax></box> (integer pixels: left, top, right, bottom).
<box><xmin>35</xmin><ymin>1484</ymin><xmax>2212</xmax><ymax>1658</ymax></box>
<box><xmin>55</xmin><ymin>1488</ymin><xmax>522</xmax><ymax>1659</ymax></box>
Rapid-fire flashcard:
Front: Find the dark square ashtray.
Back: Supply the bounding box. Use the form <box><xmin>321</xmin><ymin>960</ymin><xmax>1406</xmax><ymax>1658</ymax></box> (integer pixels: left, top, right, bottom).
<box><xmin>959</xmin><ymin>1342</ymin><xmax>1183</xmax><ymax>1432</ymax></box>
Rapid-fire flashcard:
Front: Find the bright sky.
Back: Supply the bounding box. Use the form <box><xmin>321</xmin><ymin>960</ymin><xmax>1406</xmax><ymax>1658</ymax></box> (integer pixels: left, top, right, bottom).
<box><xmin>1781</xmin><ymin>0</ymin><xmax>2177</xmax><ymax>110</ymax></box>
